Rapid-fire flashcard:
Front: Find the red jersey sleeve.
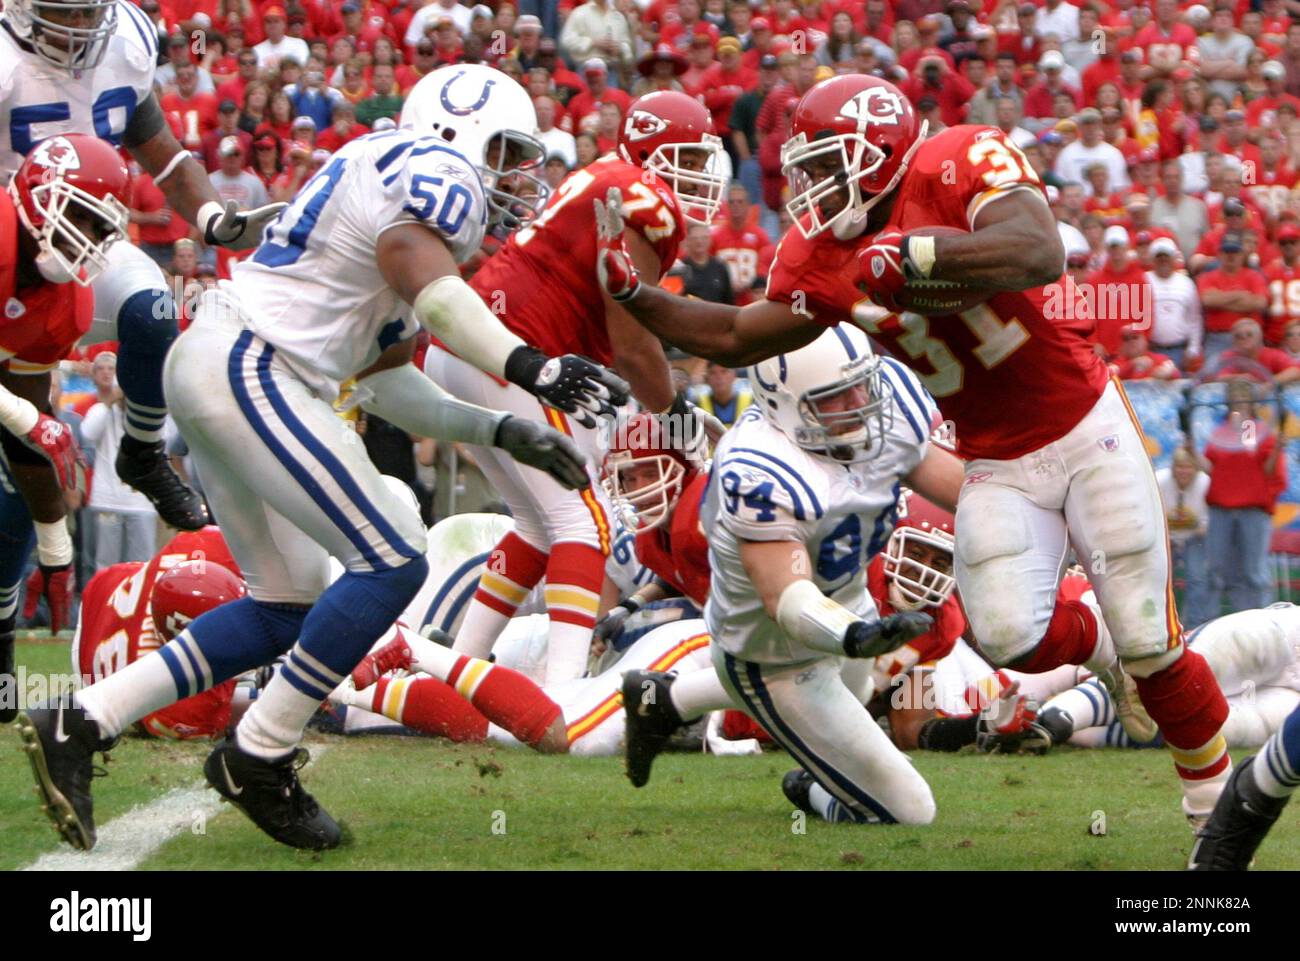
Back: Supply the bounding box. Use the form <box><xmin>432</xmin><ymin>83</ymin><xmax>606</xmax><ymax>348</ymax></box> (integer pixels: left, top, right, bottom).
<box><xmin>908</xmin><ymin>125</ymin><xmax>1047</xmax><ymax>229</ymax></box>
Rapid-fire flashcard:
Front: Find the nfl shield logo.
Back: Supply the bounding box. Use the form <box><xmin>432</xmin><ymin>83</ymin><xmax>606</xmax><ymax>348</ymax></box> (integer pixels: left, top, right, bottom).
<box><xmin>872</xmin><ymin>256</ymin><xmax>886</xmax><ymax>279</ymax></box>
<box><xmin>4</xmin><ymin>298</ymin><xmax>24</xmax><ymax>320</ymax></box>
<box><xmin>1099</xmin><ymin>435</ymin><xmax>1119</xmax><ymax>453</ymax></box>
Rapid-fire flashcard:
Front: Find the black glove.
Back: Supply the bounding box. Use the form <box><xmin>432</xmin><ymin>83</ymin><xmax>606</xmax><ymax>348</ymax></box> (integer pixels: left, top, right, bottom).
<box><xmin>201</xmin><ymin>199</ymin><xmax>287</xmax><ymax>251</ymax></box>
<box><xmin>494</xmin><ymin>415</ymin><xmax>591</xmax><ymax>490</ymax></box>
<box><xmin>842</xmin><ymin>611</ymin><xmax>933</xmax><ymax>659</ymax></box>
<box><xmin>659</xmin><ymin>392</ymin><xmax>708</xmax><ymax>470</ymax></box>
<box><xmin>504</xmin><ymin>346</ymin><xmax>630</xmax><ymax>429</ymax></box>
<box><xmin>593</xmin><ymin>595</ymin><xmax>642</xmax><ymax>644</ymax></box>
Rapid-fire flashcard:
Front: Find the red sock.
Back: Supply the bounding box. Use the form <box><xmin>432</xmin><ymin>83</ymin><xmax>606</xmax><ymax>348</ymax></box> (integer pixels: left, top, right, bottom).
<box><xmin>371</xmin><ymin>676</ymin><xmax>489</xmax><ymax>742</ymax></box>
<box><xmin>1008</xmin><ymin>599</ymin><xmax>1097</xmax><ymax>674</ymax></box>
<box><xmin>542</xmin><ymin>541</ymin><xmax>607</xmax><ymax>682</ymax></box>
<box><xmin>446</xmin><ymin>656</ymin><xmax>563</xmax><ymax>747</ymax></box>
<box><xmin>1134</xmin><ymin>649</ymin><xmax>1231</xmax><ymax>781</ymax></box>
<box><xmin>471</xmin><ymin>531</ymin><xmax>549</xmax><ymax>618</ymax></box>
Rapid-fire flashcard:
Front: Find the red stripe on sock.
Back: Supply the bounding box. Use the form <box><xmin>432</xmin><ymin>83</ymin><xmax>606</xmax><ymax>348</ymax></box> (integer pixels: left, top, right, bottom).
<box><xmin>445</xmin><ymin>654</ymin><xmax>471</xmax><ymax>689</ymax></box>
<box><xmin>548</xmin><ymin>609</ymin><xmax>598</xmax><ymax>629</ymax></box>
<box><xmin>472</xmin><ymin>589</ymin><xmax>521</xmax><ymax>619</ymax></box>
<box><xmin>1176</xmin><ymin>754</ymin><xmax>1232</xmax><ymax>781</ymax></box>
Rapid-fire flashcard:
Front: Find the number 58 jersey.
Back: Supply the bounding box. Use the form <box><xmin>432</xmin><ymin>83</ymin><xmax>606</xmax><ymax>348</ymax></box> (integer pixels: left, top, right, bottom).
<box><xmin>701</xmin><ymin>357</ymin><xmax>936</xmax><ymax>665</ymax></box>
<box><xmin>222</xmin><ymin>130</ymin><xmax>488</xmax><ymax>402</ymax></box>
<box><xmin>765</xmin><ymin>125</ymin><xmax>1109</xmax><ymax>463</ymax></box>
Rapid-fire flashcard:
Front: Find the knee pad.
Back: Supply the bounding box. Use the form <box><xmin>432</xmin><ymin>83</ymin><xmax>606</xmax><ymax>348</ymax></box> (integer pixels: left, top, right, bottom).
<box><xmin>249</xmin><ymin>599</ymin><xmax>311</xmax><ymax>656</ymax></box>
<box><xmin>955</xmin><ymin>486</ymin><xmax>1032</xmax><ymax>568</ymax></box>
<box><xmin>115</xmin><ymin>288</ymin><xmax>178</xmax><ymax>357</ymax></box>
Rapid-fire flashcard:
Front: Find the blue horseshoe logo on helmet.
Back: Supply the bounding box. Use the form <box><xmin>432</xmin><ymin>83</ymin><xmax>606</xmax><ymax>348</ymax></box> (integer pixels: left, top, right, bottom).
<box><xmin>753</xmin><ymin>354</ymin><xmax>786</xmax><ymax>392</ymax></box>
<box><xmin>440</xmin><ymin>71</ymin><xmax>496</xmax><ymax>116</ymax></box>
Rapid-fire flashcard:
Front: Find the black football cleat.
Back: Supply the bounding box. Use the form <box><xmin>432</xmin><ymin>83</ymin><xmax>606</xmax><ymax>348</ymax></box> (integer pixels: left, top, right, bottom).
<box><xmin>782</xmin><ymin>768</ymin><xmax>816</xmax><ymax>815</ymax></box>
<box><xmin>1</xmin><ymin>629</ymin><xmax>16</xmax><ymax>724</ymax></box>
<box><xmin>116</xmin><ymin>436</ymin><xmax>210</xmax><ymax>531</ymax></box>
<box><xmin>204</xmin><ymin>738</ymin><xmax>342</xmax><ymax>850</ymax></box>
<box><xmin>1188</xmin><ymin>757</ymin><xmax>1289</xmax><ymax>871</ymax></box>
<box><xmin>1035</xmin><ymin>705</ymin><xmax>1076</xmax><ymax>747</ymax></box>
<box><xmin>621</xmin><ymin>670</ymin><xmax>684</xmax><ymax>788</ymax></box>
<box><xmin>15</xmin><ymin>695</ymin><xmax>117</xmax><ymax>851</ymax></box>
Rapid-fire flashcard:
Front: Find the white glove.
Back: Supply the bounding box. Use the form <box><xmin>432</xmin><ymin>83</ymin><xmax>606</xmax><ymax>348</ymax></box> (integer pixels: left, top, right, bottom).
<box><xmin>200</xmin><ymin>198</ymin><xmax>287</xmax><ymax>251</ymax></box>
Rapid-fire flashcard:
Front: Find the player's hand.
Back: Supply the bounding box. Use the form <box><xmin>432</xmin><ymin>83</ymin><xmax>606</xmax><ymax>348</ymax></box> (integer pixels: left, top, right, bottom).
<box><xmin>201</xmin><ymin>198</ymin><xmax>287</xmax><ymax>251</ymax></box>
<box><xmin>494</xmin><ymin>416</ymin><xmax>591</xmax><ymax>490</ymax></box>
<box><xmin>504</xmin><ymin>345</ymin><xmax>631</xmax><ymax>428</ymax></box>
<box><xmin>24</xmin><ymin>564</ymin><xmax>74</xmax><ymax>634</ymax></box>
<box><xmin>20</xmin><ymin>414</ymin><xmax>86</xmax><ymax>495</ymax></box>
<box><xmin>975</xmin><ymin>692</ymin><xmax>1046</xmax><ymax>755</ymax></box>
<box><xmin>594</xmin><ymin>187</ymin><xmax>642</xmax><ymax>302</ymax></box>
<box><xmin>594</xmin><ymin>601</ymin><xmax>637</xmax><ymax>645</ymax></box>
<box><xmin>841</xmin><ymin>611</ymin><xmax>933</xmax><ymax>658</ymax></box>
<box><xmin>857</xmin><ymin>230</ymin><xmax>911</xmax><ymax>312</ymax></box>
<box><xmin>659</xmin><ymin>393</ymin><xmax>710</xmax><ymax>471</ymax></box>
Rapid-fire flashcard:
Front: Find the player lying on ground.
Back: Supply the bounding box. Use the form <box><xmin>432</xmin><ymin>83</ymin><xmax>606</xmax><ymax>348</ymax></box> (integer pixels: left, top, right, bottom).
<box><xmin>3</xmin><ymin>0</ymin><xmax>289</xmax><ymax>531</ymax></box>
<box><xmin>418</xmin><ymin>91</ymin><xmax>725</xmax><ymax>686</ymax></box>
<box><xmin>15</xmin><ymin>67</ymin><xmax>629</xmax><ymax>852</ymax></box>
<box><xmin>594</xmin><ymin>72</ymin><xmax>1234</xmax><ymax>830</ymax></box>
<box><xmin>0</xmin><ymin>135</ymin><xmax>127</xmax><ymax>723</ymax></box>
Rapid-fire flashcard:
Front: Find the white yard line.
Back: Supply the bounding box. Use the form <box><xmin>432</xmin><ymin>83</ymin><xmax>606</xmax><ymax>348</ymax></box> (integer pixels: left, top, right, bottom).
<box><xmin>22</xmin><ymin>746</ymin><xmax>329</xmax><ymax>871</ymax></box>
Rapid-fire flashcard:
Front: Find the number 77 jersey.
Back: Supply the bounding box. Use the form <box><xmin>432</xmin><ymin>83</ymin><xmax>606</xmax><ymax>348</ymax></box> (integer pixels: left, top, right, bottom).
<box><xmin>765</xmin><ymin>125</ymin><xmax>1109</xmax><ymax>462</ymax></box>
<box><xmin>470</xmin><ymin>154</ymin><xmax>686</xmax><ymax>365</ymax></box>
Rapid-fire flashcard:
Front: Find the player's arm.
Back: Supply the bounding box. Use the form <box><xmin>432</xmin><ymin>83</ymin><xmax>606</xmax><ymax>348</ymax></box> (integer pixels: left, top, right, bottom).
<box><xmin>925</xmin><ymin>188</ymin><xmax>1065</xmax><ymax>290</ymax></box>
<box><xmin>124</xmin><ymin>92</ymin><xmax>284</xmax><ymax>251</ymax></box>
<box><xmin>353</xmin><ymin>307</ymin><xmax>587</xmax><ymax>491</ymax></box>
<box><xmin>740</xmin><ymin>538</ymin><xmax>931</xmax><ymax>659</ymax></box>
<box><xmin>603</xmin><ymin>230</ymin><xmax>677</xmax><ymax>412</ymax></box>
<box><xmin>904</xmin><ymin>445</ymin><xmax>964</xmax><ymax>513</ymax></box>
<box><xmin>376</xmin><ymin>223</ymin><xmax>626</xmax><ymax>428</ymax></box>
<box><xmin>0</xmin><ymin>362</ymin><xmax>85</xmax><ymax>498</ymax></box>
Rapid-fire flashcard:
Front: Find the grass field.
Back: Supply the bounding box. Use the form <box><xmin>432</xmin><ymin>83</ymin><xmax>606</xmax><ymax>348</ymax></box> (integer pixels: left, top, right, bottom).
<box><xmin>4</xmin><ymin>637</ymin><xmax>1299</xmax><ymax>871</ymax></box>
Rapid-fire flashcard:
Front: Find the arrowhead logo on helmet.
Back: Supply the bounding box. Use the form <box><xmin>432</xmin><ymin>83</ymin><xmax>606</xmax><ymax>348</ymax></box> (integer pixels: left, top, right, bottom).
<box><xmin>841</xmin><ymin>87</ymin><xmax>906</xmax><ymax>126</ymax></box>
<box><xmin>625</xmin><ymin>109</ymin><xmax>670</xmax><ymax>141</ymax></box>
<box><xmin>31</xmin><ymin>137</ymin><xmax>82</xmax><ymax>177</ymax></box>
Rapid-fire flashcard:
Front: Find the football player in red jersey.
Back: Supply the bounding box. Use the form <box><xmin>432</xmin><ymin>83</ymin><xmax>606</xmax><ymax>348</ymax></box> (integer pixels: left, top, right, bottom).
<box><xmin>73</xmin><ymin>531</ymin><xmax>245</xmax><ymax>739</ymax></box>
<box><xmin>0</xmin><ymin>134</ymin><xmax>129</xmax><ymax>723</ymax></box>
<box><xmin>593</xmin><ymin>73</ymin><xmax>1236</xmax><ymax>833</ymax></box>
<box><xmin>420</xmin><ymin>91</ymin><xmax>726</xmax><ymax>687</ymax></box>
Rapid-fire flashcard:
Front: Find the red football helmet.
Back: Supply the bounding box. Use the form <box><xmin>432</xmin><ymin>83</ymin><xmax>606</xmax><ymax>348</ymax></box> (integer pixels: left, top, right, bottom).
<box><xmin>151</xmin><ymin>560</ymin><xmax>246</xmax><ymax>644</ymax></box>
<box><xmin>602</xmin><ymin>412</ymin><xmax>697</xmax><ymax>532</ymax></box>
<box><xmin>781</xmin><ymin>75</ymin><xmax>926</xmax><ymax>240</ymax></box>
<box><xmin>883</xmin><ymin>490</ymin><xmax>955</xmax><ymax>611</ymax></box>
<box><xmin>8</xmin><ymin>133</ymin><xmax>131</xmax><ymax>286</ymax></box>
<box><xmin>618</xmin><ymin>91</ymin><xmax>725</xmax><ymax>225</ymax></box>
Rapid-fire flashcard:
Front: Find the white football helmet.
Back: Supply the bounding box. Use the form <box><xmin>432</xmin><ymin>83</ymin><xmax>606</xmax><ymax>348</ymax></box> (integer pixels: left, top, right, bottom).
<box><xmin>400</xmin><ymin>64</ymin><xmax>549</xmax><ymax>232</ymax></box>
<box><xmin>749</xmin><ymin>325</ymin><xmax>893</xmax><ymax>462</ymax></box>
<box><xmin>3</xmin><ymin>0</ymin><xmax>119</xmax><ymax>71</ymax></box>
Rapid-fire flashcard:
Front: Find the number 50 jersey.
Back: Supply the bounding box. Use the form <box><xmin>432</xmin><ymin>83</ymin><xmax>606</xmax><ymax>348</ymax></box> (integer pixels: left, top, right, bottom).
<box><xmin>702</xmin><ymin>357</ymin><xmax>936</xmax><ymax>665</ymax></box>
<box><xmin>222</xmin><ymin>130</ymin><xmax>488</xmax><ymax>402</ymax></box>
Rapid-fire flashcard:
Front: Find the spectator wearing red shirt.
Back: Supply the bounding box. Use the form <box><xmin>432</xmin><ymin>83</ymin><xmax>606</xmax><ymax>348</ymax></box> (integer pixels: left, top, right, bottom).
<box><xmin>741</xmin><ymin>18</ymin><xmax>781</xmax><ymax>71</ymax></box>
<box><xmin>1265</xmin><ymin>223</ymin><xmax>1300</xmax><ymax>344</ymax></box>
<box><xmin>1194</xmin><ymin>197</ymin><xmax>1268</xmax><ymax>272</ymax></box>
<box><xmin>1245</xmin><ymin>134</ymin><xmax>1298</xmax><ymax>223</ymax></box>
<box><xmin>314</xmin><ymin>102</ymin><xmax>370</xmax><ymax>154</ymax></box>
<box><xmin>1085</xmin><ymin>226</ymin><xmax>1153</xmax><ymax>357</ymax></box>
<box><xmin>1206</xmin><ymin>318</ymin><xmax>1300</xmax><ymax>385</ymax></box>
<box><xmin>1199</xmin><ymin>380</ymin><xmax>1286</xmax><ymax>613</ymax></box>
<box><xmin>1197</xmin><ymin>233</ymin><xmax>1271</xmax><ymax>365</ymax></box>
<box><xmin>1134</xmin><ymin>0</ymin><xmax>1198</xmax><ymax>77</ymax></box>
<box><xmin>696</xmin><ymin>38</ymin><xmax>753</xmax><ymax>143</ymax></box>
<box><xmin>1246</xmin><ymin>60</ymin><xmax>1300</xmax><ymax>129</ymax></box>
<box><xmin>1023</xmin><ymin>50</ymin><xmax>1082</xmax><ymax>120</ymax></box>
<box><xmin>998</xmin><ymin>3</ymin><xmax>1042</xmax><ymax>66</ymax></box>
<box><xmin>711</xmin><ymin>183</ymin><xmax>772</xmax><ymax>307</ymax></box>
<box><xmin>681</xmin><ymin>33</ymin><xmax>717</xmax><ymax>95</ymax></box>
<box><xmin>396</xmin><ymin>41</ymin><xmax>441</xmax><ymax>93</ymax></box>
<box><xmin>128</xmin><ymin>169</ymin><xmax>191</xmax><ymax>269</ymax></box>
<box><xmin>566</xmin><ymin>59</ymin><xmax>632</xmax><ymax>136</ymax></box>
<box><xmin>217</xmin><ymin>48</ymin><xmax>261</xmax><ymax>108</ymax></box>
<box><xmin>1082</xmin><ymin>50</ymin><xmax>1121</xmax><ymax>107</ymax></box>
<box><xmin>199</xmin><ymin>99</ymin><xmax>253</xmax><ymax>172</ymax></box>
<box><xmin>1109</xmin><ymin>325</ymin><xmax>1181</xmax><ymax>380</ymax></box>
<box><xmin>1220</xmin><ymin>110</ymin><xmax>1264</xmax><ymax>173</ymax></box>
<box><xmin>756</xmin><ymin>54</ymin><xmax>817</xmax><ymax>214</ymax></box>
<box><xmin>161</xmin><ymin>62</ymin><xmax>219</xmax><ymax>149</ymax></box>
<box><xmin>901</xmin><ymin>54</ymin><xmax>975</xmax><ymax>129</ymax></box>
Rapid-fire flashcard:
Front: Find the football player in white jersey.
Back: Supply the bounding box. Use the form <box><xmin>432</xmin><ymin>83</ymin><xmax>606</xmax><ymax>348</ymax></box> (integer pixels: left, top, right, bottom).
<box><xmin>16</xmin><ymin>70</ymin><xmax>632</xmax><ymax>852</ymax></box>
<box><xmin>622</xmin><ymin>325</ymin><xmax>965</xmax><ymax>825</ymax></box>
<box><xmin>0</xmin><ymin>0</ymin><xmax>286</xmax><ymax>530</ymax></box>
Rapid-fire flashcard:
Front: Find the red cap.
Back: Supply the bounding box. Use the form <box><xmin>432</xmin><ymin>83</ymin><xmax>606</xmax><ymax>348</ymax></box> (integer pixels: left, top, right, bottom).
<box><xmin>1136</xmin><ymin>145</ymin><xmax>1159</xmax><ymax>164</ymax></box>
<box><xmin>1279</xmin><ymin>223</ymin><xmax>1300</xmax><ymax>242</ymax></box>
<box><xmin>751</xmin><ymin>16</ymin><xmax>771</xmax><ymax>31</ymax></box>
<box><xmin>263</xmin><ymin>5</ymin><xmax>287</xmax><ymax>19</ymax></box>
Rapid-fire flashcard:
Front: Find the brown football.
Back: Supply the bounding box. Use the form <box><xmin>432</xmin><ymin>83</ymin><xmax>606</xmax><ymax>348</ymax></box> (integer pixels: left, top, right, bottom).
<box><xmin>892</xmin><ymin>225</ymin><xmax>994</xmax><ymax>317</ymax></box>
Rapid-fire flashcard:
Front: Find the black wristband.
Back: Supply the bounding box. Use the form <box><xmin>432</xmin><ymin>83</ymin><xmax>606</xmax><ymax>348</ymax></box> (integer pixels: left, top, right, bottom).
<box><xmin>503</xmin><ymin>345</ymin><xmax>545</xmax><ymax>388</ymax></box>
<box><xmin>623</xmin><ymin>595</ymin><xmax>644</xmax><ymax>615</ymax></box>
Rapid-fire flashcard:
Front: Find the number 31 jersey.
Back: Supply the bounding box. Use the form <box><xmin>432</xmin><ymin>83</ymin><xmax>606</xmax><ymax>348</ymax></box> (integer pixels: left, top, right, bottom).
<box><xmin>0</xmin><ymin>0</ymin><xmax>159</xmax><ymax>175</ymax></box>
<box><xmin>702</xmin><ymin>356</ymin><xmax>935</xmax><ymax>665</ymax></box>
<box><xmin>470</xmin><ymin>155</ymin><xmax>685</xmax><ymax>366</ymax></box>
<box><xmin>225</xmin><ymin>130</ymin><xmax>488</xmax><ymax>401</ymax></box>
<box><xmin>765</xmin><ymin>125</ymin><xmax>1108</xmax><ymax>462</ymax></box>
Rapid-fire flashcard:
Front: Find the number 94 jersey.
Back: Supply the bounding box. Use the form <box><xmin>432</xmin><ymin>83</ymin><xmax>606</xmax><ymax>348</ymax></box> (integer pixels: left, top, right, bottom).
<box><xmin>701</xmin><ymin>358</ymin><xmax>936</xmax><ymax>664</ymax></box>
<box><xmin>0</xmin><ymin>0</ymin><xmax>159</xmax><ymax>175</ymax></box>
<box><xmin>227</xmin><ymin>130</ymin><xmax>488</xmax><ymax>402</ymax></box>
<box><xmin>765</xmin><ymin>125</ymin><xmax>1108</xmax><ymax>463</ymax></box>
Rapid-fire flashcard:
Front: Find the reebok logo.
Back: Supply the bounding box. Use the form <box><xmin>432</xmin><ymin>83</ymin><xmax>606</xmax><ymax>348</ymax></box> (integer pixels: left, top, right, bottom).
<box><xmin>50</xmin><ymin>892</ymin><xmax>151</xmax><ymax>942</ymax></box>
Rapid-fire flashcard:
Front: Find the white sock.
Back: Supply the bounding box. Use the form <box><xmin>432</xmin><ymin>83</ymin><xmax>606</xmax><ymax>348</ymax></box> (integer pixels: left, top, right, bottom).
<box><xmin>407</xmin><ymin>632</ymin><xmax>461</xmax><ymax>682</ymax></box>
<box><xmin>669</xmin><ymin>668</ymin><xmax>733</xmax><ymax>721</ymax></box>
<box><xmin>235</xmin><ymin>671</ymin><xmax>321</xmax><ymax>760</ymax></box>
<box><xmin>1045</xmin><ymin>679</ymin><xmax>1112</xmax><ymax>730</ymax></box>
<box><xmin>75</xmin><ymin>650</ymin><xmax>187</xmax><ymax>739</ymax></box>
<box><xmin>544</xmin><ymin>622</ymin><xmax>592</xmax><ymax>686</ymax></box>
<box><xmin>1079</xmin><ymin>594</ymin><xmax>1117</xmax><ymax>677</ymax></box>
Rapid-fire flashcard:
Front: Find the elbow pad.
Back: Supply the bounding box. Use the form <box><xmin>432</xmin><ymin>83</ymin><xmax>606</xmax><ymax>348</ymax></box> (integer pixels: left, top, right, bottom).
<box><xmin>775</xmin><ymin>579</ymin><xmax>858</xmax><ymax>656</ymax></box>
<box><xmin>355</xmin><ymin>362</ymin><xmax>506</xmax><ymax>447</ymax></box>
<box><xmin>412</xmin><ymin>275</ymin><xmax>526</xmax><ymax>379</ymax></box>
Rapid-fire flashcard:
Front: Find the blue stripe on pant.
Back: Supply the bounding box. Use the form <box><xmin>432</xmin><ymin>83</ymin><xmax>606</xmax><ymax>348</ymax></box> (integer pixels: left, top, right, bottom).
<box><xmin>722</xmin><ymin>652</ymin><xmax>896</xmax><ymax>824</ymax></box>
<box><xmin>227</xmin><ymin>330</ymin><xmax>421</xmax><ymax>571</ymax></box>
